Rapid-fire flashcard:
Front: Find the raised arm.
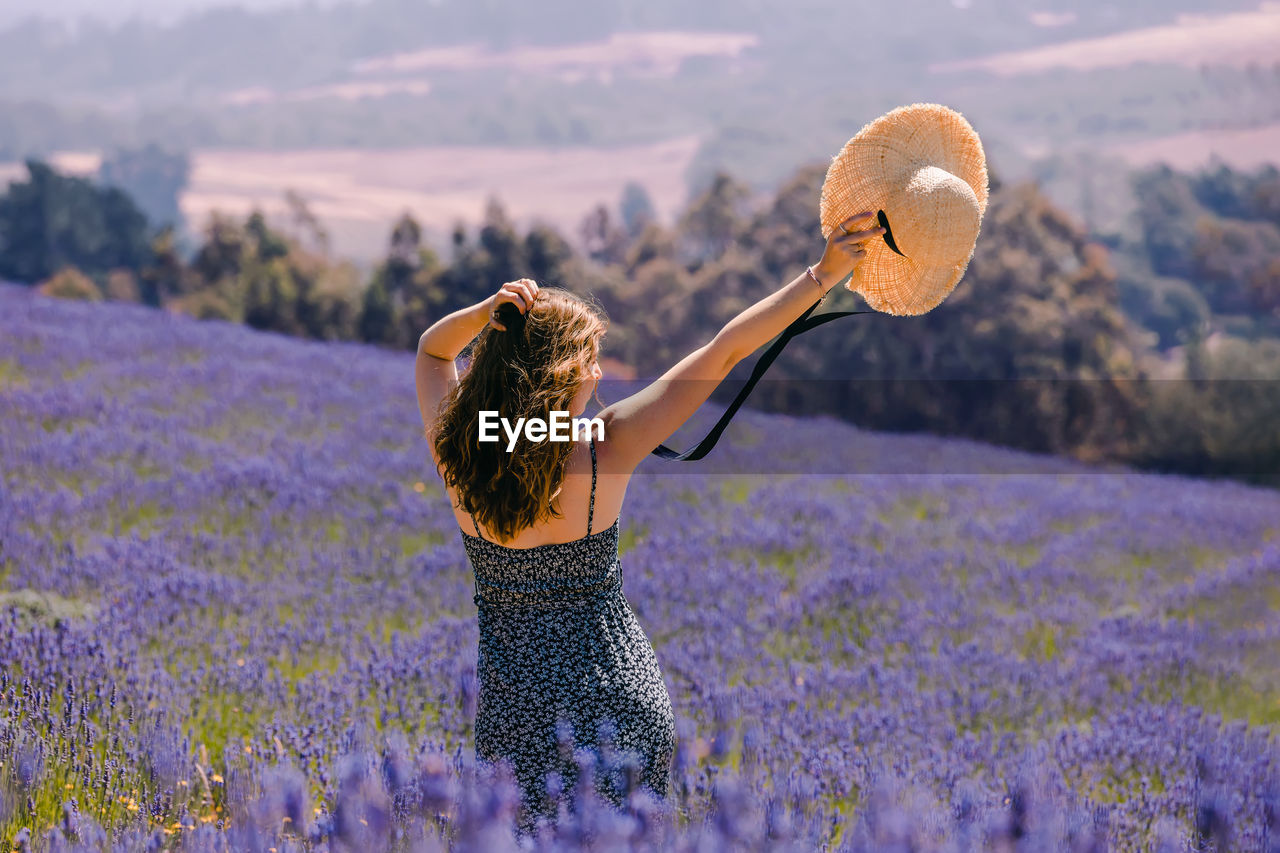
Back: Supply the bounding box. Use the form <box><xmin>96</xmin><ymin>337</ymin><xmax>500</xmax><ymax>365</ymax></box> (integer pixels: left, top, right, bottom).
<box><xmin>415</xmin><ymin>279</ymin><xmax>539</xmax><ymax>452</ymax></box>
<box><xmin>597</xmin><ymin>211</ymin><xmax>884</xmax><ymax>472</ymax></box>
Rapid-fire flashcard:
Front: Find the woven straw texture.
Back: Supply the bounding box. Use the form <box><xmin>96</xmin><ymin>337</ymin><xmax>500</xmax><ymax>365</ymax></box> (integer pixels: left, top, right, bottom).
<box><xmin>819</xmin><ymin>103</ymin><xmax>988</xmax><ymax>316</ymax></box>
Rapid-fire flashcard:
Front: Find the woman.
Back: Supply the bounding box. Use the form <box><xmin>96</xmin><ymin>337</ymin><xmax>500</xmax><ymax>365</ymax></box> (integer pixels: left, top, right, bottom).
<box><xmin>415</xmin><ymin>210</ymin><xmax>882</xmax><ymax>833</ymax></box>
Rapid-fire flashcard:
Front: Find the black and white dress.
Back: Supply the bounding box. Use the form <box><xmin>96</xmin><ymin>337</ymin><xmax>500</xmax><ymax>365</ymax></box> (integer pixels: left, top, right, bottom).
<box><xmin>460</xmin><ymin>434</ymin><xmax>676</xmax><ymax>832</ymax></box>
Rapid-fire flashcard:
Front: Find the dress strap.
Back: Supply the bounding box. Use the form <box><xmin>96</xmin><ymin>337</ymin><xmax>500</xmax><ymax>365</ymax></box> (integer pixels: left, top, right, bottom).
<box><xmin>466</xmin><ymin>508</ymin><xmax>484</xmax><ymax>605</ymax></box>
<box><xmin>587</xmin><ymin>433</ymin><xmax>597</xmax><ymax>536</ymax></box>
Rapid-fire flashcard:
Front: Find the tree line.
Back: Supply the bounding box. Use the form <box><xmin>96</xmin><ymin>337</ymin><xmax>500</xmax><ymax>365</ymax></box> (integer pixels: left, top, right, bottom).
<box><xmin>1</xmin><ymin>154</ymin><xmax>1276</xmax><ymax>487</ymax></box>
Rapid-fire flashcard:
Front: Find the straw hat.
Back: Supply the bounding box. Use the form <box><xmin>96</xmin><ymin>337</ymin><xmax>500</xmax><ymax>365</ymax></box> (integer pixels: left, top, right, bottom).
<box><xmin>820</xmin><ymin>103</ymin><xmax>988</xmax><ymax>316</ymax></box>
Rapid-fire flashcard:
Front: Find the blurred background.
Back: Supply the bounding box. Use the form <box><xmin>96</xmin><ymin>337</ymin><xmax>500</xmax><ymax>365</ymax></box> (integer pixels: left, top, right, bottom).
<box><xmin>2</xmin><ymin>0</ymin><xmax>1278</xmax><ymax>484</ymax></box>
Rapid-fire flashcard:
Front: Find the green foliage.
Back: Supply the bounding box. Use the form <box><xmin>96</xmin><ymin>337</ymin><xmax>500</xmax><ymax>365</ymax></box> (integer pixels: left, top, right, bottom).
<box><xmin>103</xmin><ymin>268</ymin><xmax>142</xmax><ymax>302</ymax></box>
<box><xmin>1191</xmin><ymin>217</ymin><xmax>1280</xmax><ymax>316</ymax></box>
<box><xmin>578</xmin><ymin>203</ymin><xmax>631</xmax><ymax>267</ymax></box>
<box><xmin>619</xmin><ymin>181</ymin><xmax>656</xmax><ymax>239</ymax></box>
<box><xmin>364</xmin><ymin>197</ymin><xmax>584</xmax><ymax>350</ymax></box>
<box><xmin>0</xmin><ymin>160</ymin><xmax>152</xmax><ymax>284</ymax></box>
<box><xmin>358</xmin><ymin>275</ymin><xmax>395</xmax><ymax>345</ymax></box>
<box><xmin>1126</xmin><ymin>335</ymin><xmax>1280</xmax><ymax>488</ymax></box>
<box><xmin>161</xmin><ymin>206</ymin><xmax>363</xmax><ymax>339</ymax></box>
<box><xmin>1116</xmin><ymin>273</ymin><xmax>1209</xmax><ymax>350</ymax></box>
<box><xmin>1133</xmin><ymin>161</ymin><xmax>1280</xmax><ymax>321</ymax></box>
<box><xmin>1189</xmin><ymin>161</ymin><xmax>1280</xmax><ymax>228</ymax></box>
<box><xmin>1133</xmin><ymin>165</ymin><xmax>1204</xmax><ymax>283</ymax></box>
<box><xmin>172</xmin><ymin>288</ymin><xmax>238</xmax><ymax>322</ymax></box>
<box><xmin>35</xmin><ymin>266</ymin><xmax>101</xmax><ymax>302</ymax></box>
<box><xmin>677</xmin><ymin>170</ymin><xmax>755</xmax><ymax>266</ymax></box>
<box><xmin>136</xmin><ymin>226</ymin><xmax>191</xmax><ymax>307</ymax></box>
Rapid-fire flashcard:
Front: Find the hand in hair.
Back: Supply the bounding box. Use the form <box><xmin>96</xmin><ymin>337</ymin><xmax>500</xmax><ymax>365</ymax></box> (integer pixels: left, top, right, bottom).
<box><xmin>488</xmin><ymin>279</ymin><xmax>540</xmax><ymax>331</ymax></box>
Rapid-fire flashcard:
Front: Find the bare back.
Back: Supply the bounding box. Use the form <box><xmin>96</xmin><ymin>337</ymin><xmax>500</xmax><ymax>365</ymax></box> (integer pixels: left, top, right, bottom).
<box><xmin>448</xmin><ymin>434</ymin><xmax>630</xmax><ymax>548</ymax></box>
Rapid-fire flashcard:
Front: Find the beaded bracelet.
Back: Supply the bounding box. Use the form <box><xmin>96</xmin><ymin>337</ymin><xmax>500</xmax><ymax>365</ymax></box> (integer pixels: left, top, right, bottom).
<box><xmin>805</xmin><ymin>265</ymin><xmax>829</xmax><ymax>305</ymax></box>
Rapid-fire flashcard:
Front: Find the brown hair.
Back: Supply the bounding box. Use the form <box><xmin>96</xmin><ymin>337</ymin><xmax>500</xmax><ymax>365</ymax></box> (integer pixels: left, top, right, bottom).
<box><xmin>431</xmin><ymin>286</ymin><xmax>608</xmax><ymax>542</ymax></box>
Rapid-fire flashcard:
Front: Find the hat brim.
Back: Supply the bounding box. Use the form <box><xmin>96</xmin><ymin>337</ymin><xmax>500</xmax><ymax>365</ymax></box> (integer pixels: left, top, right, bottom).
<box><xmin>820</xmin><ymin>103</ymin><xmax>988</xmax><ymax>315</ymax></box>
<box><xmin>846</xmin><ymin>233</ymin><xmax>971</xmax><ymax>316</ymax></box>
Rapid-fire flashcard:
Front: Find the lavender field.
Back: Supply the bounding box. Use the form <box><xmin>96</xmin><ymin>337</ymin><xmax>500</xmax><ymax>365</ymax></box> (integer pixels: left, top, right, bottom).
<box><xmin>1</xmin><ymin>281</ymin><xmax>1278</xmax><ymax>851</ymax></box>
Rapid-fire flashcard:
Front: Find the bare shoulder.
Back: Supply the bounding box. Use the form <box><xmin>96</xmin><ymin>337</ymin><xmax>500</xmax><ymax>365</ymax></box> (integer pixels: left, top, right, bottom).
<box><xmin>593</xmin><ymin>339</ymin><xmax>736</xmax><ymax>474</ymax></box>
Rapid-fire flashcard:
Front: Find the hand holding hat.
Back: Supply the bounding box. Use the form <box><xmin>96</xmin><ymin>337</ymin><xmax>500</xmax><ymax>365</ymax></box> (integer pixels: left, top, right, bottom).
<box><xmin>818</xmin><ymin>103</ymin><xmax>989</xmax><ymax>316</ymax></box>
<box><xmin>652</xmin><ymin>104</ymin><xmax>988</xmax><ymax>462</ymax></box>
<box><xmin>814</xmin><ymin>210</ymin><xmax>887</xmax><ymax>290</ymax></box>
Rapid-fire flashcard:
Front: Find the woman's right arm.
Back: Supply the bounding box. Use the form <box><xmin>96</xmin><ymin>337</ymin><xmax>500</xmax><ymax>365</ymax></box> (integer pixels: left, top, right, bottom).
<box><xmin>597</xmin><ymin>211</ymin><xmax>884</xmax><ymax>472</ymax></box>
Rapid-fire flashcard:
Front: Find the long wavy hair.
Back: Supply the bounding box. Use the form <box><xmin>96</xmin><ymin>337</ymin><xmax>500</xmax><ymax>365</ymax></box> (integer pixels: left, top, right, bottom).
<box><xmin>431</xmin><ymin>286</ymin><xmax>608</xmax><ymax>542</ymax></box>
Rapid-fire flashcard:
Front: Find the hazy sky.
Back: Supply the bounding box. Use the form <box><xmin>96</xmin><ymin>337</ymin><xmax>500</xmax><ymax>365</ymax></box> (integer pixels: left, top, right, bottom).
<box><xmin>0</xmin><ymin>0</ymin><xmax>363</xmax><ymax>30</ymax></box>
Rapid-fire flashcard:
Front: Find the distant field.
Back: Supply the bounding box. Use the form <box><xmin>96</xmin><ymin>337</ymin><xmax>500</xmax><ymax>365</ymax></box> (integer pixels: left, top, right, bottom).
<box><xmin>1098</xmin><ymin>122</ymin><xmax>1280</xmax><ymax>171</ymax></box>
<box><xmin>932</xmin><ymin>2</ymin><xmax>1280</xmax><ymax>74</ymax></box>
<box><xmin>215</xmin><ymin>31</ymin><xmax>761</xmax><ymax>107</ymax></box>
<box><xmin>348</xmin><ymin>30</ymin><xmax>760</xmax><ymax>84</ymax></box>
<box><xmin>0</xmin><ymin>135</ymin><xmax>705</xmax><ymax>264</ymax></box>
<box><xmin>1018</xmin><ymin>121</ymin><xmax>1280</xmax><ymax>172</ymax></box>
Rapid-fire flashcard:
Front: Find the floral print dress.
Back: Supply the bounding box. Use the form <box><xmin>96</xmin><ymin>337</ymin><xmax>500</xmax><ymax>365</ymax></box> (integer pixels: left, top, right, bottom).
<box><xmin>460</xmin><ymin>434</ymin><xmax>676</xmax><ymax>832</ymax></box>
